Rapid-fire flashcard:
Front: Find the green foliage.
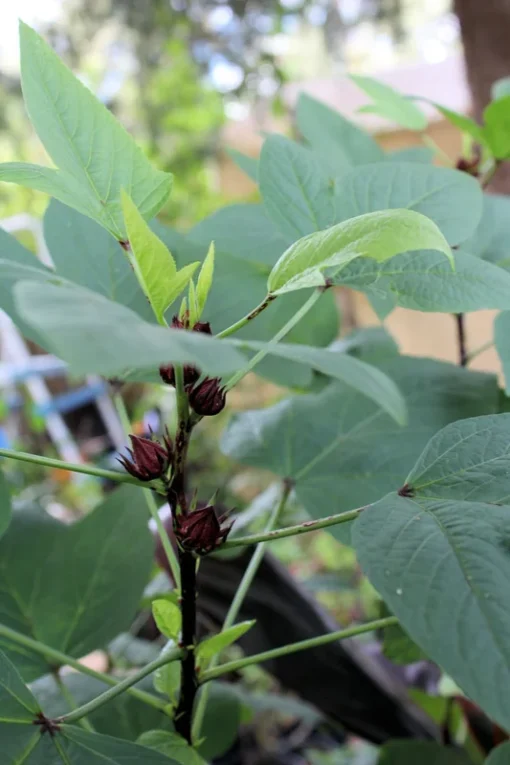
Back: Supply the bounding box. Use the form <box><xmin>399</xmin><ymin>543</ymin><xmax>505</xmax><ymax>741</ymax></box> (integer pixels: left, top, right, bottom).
<box><xmin>138</xmin><ymin>731</ymin><xmax>206</xmax><ymax>764</ymax></box>
<box><xmin>196</xmin><ymin>621</ymin><xmax>255</xmax><ymax>664</ymax></box>
<box><xmin>378</xmin><ymin>742</ymin><xmax>472</xmax><ymax>764</ymax></box>
<box><xmin>152</xmin><ymin>600</ymin><xmax>182</xmax><ymax>641</ymax></box>
<box><xmin>0</xmin><ymin>471</ymin><xmax>12</xmax><ymax>541</ymax></box>
<box><xmin>350</xmin><ymin>75</ymin><xmax>428</xmax><ymax>130</ymax></box>
<box><xmin>486</xmin><ymin>743</ymin><xmax>510</xmax><ymax>764</ymax></box>
<box><xmin>0</xmin><ymin>487</ymin><xmax>153</xmax><ymax>680</ymax></box>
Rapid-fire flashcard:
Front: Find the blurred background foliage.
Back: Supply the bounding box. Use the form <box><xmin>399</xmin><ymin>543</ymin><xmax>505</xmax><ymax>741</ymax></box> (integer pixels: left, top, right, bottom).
<box><xmin>0</xmin><ymin>0</ymin><xmax>454</xmax><ymax>224</ymax></box>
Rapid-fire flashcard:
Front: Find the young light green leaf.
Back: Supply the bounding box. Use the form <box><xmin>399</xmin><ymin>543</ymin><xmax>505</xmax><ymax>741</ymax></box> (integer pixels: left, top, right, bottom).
<box><xmin>350</xmin><ymin>74</ymin><xmax>428</xmax><ymax>130</ymax></box>
<box><xmin>483</xmin><ymin>96</ymin><xmax>510</xmax><ymax>159</ymax></box>
<box><xmin>432</xmin><ymin>103</ymin><xmax>486</xmax><ymax>144</ymax></box>
<box><xmin>187</xmin><ymin>278</ymin><xmax>199</xmax><ymax>327</ymax></box>
<box><xmin>153</xmin><ymin>642</ymin><xmax>181</xmax><ymax>704</ymax></box>
<box><xmin>196</xmin><ymin>621</ymin><xmax>255</xmax><ymax>664</ymax></box>
<box><xmin>353</xmin><ymin>413</ymin><xmax>510</xmax><ymax>732</ymax></box>
<box><xmin>17</xmin><ymin>22</ymin><xmax>172</xmax><ymax>238</ymax></box>
<box><xmin>492</xmin><ymin>77</ymin><xmax>510</xmax><ymax>102</ymax></box>
<box><xmin>152</xmin><ymin>599</ymin><xmax>182</xmax><ymax>641</ymax></box>
<box><xmin>122</xmin><ymin>191</ymin><xmax>198</xmax><ymax>323</ymax></box>
<box><xmin>267</xmin><ymin>209</ymin><xmax>452</xmax><ymax>295</ymax></box>
<box><xmin>196</xmin><ymin>242</ymin><xmax>215</xmax><ymax>317</ymax></box>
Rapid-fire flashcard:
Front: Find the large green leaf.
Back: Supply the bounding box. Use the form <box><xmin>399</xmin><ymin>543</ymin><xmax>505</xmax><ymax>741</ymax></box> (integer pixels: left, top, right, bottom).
<box><xmin>259</xmin><ymin>135</ymin><xmax>342</xmax><ymax>241</ymax></box>
<box><xmin>483</xmin><ymin>96</ymin><xmax>510</xmax><ymax>159</ymax></box>
<box><xmin>458</xmin><ymin>193</ymin><xmax>510</xmax><ymax>270</ymax></box>
<box><xmin>486</xmin><ymin>743</ymin><xmax>510</xmax><ymax>764</ymax></box>
<box><xmin>14</xmin><ymin>22</ymin><xmax>172</xmax><ymax>238</ymax></box>
<box><xmin>378</xmin><ymin>741</ymin><xmax>471</xmax><ymax>764</ymax></box>
<box><xmin>43</xmin><ymin>200</ymin><xmax>154</xmax><ymax>321</ymax></box>
<box><xmin>330</xmin><ymin>162</ymin><xmax>483</xmax><ymax>245</ymax></box>
<box><xmin>0</xmin><ymin>471</ymin><xmax>12</xmax><ymax>541</ymax></box>
<box><xmin>121</xmin><ymin>191</ymin><xmax>198</xmax><ymax>323</ymax></box>
<box><xmin>296</xmin><ymin>92</ymin><xmax>384</xmax><ymax>173</ymax></box>
<box><xmin>341</xmin><ymin>249</ymin><xmax>510</xmax><ymax>313</ymax></box>
<box><xmin>196</xmin><ymin>683</ymin><xmax>242</xmax><ymax>761</ymax></box>
<box><xmin>384</xmin><ymin>146</ymin><xmax>434</xmax><ymax>163</ymax></box>
<box><xmin>353</xmin><ymin>413</ymin><xmax>510</xmax><ymax>731</ymax></box>
<box><xmin>237</xmin><ymin>340</ymin><xmax>407</xmax><ymax>423</ymax></box>
<box><xmin>38</xmin><ymin>726</ymin><xmax>180</xmax><ymax>763</ymax></box>
<box><xmin>267</xmin><ymin>209</ymin><xmax>451</xmax><ymax>295</ymax></box>
<box><xmin>0</xmin><ymin>486</ymin><xmax>153</xmax><ymax>680</ymax></box>
<box><xmin>222</xmin><ymin>357</ymin><xmax>498</xmax><ymax>543</ymax></box>
<box><xmin>13</xmin><ymin>280</ymin><xmax>246</xmax><ymax>379</ymax></box>
<box><xmin>138</xmin><ymin>731</ymin><xmax>206</xmax><ymax>764</ymax></box>
<box><xmin>189</xmin><ymin>204</ymin><xmax>289</xmax><ymax>266</ymax></box>
<box><xmin>225</xmin><ymin>147</ymin><xmax>258</xmax><ymax>181</ymax></box>
<box><xmin>0</xmin><ymin>649</ymin><xmax>40</xmax><ymax>722</ymax></box>
<box><xmin>351</xmin><ymin>75</ymin><xmax>428</xmax><ymax>130</ymax></box>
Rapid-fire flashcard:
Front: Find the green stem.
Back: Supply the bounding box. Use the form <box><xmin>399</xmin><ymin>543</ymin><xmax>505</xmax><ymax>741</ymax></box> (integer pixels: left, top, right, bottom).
<box><xmin>225</xmin><ymin>289</ymin><xmax>323</xmax><ymax>390</ymax></box>
<box><xmin>60</xmin><ymin>647</ymin><xmax>182</xmax><ymax>725</ymax></box>
<box><xmin>0</xmin><ymin>448</ymin><xmax>152</xmax><ymax>487</ymax></box>
<box><xmin>466</xmin><ymin>340</ymin><xmax>494</xmax><ymax>364</ymax></box>
<box><xmin>201</xmin><ymin>617</ymin><xmax>398</xmax><ymax>683</ymax></box>
<box><xmin>224</xmin><ymin>506</ymin><xmax>364</xmax><ymax>549</ymax></box>
<box><xmin>191</xmin><ymin>480</ymin><xmax>291</xmax><ymax>742</ymax></box>
<box><xmin>113</xmin><ymin>393</ymin><xmax>181</xmax><ymax>590</ymax></box>
<box><xmin>0</xmin><ymin>623</ymin><xmax>167</xmax><ymax>712</ymax></box>
<box><xmin>217</xmin><ymin>295</ymin><xmax>276</xmax><ymax>339</ymax></box>
<box><xmin>54</xmin><ymin>670</ymin><xmax>95</xmax><ymax>732</ymax></box>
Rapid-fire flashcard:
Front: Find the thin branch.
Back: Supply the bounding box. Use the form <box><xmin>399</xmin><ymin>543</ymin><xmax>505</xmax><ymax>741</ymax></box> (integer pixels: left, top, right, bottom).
<box><xmin>217</xmin><ymin>294</ymin><xmax>277</xmax><ymax>339</ymax></box>
<box><xmin>465</xmin><ymin>339</ymin><xmax>494</xmax><ymax>364</ymax></box>
<box><xmin>174</xmin><ymin>551</ymin><xmax>198</xmax><ymax>743</ymax></box>
<box><xmin>0</xmin><ymin>622</ymin><xmax>167</xmax><ymax>712</ymax></box>
<box><xmin>60</xmin><ymin>647</ymin><xmax>182</xmax><ymax>724</ymax></box>
<box><xmin>200</xmin><ymin>617</ymin><xmax>399</xmax><ymax>682</ymax></box>
<box><xmin>223</xmin><ymin>506</ymin><xmax>364</xmax><ymax>549</ymax></box>
<box><xmin>54</xmin><ymin>670</ymin><xmax>95</xmax><ymax>732</ymax></box>
<box><xmin>0</xmin><ymin>447</ymin><xmax>157</xmax><ymax>488</ymax></box>
<box><xmin>454</xmin><ymin>313</ymin><xmax>468</xmax><ymax>367</ymax></box>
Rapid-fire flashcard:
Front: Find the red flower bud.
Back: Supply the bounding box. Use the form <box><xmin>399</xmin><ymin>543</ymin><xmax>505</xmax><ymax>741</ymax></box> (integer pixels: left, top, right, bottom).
<box><xmin>159</xmin><ymin>321</ymin><xmax>212</xmax><ymax>387</ymax></box>
<box><xmin>192</xmin><ymin>321</ymin><xmax>211</xmax><ymax>335</ymax></box>
<box><xmin>118</xmin><ymin>432</ymin><xmax>173</xmax><ymax>481</ymax></box>
<box><xmin>174</xmin><ymin>505</ymin><xmax>232</xmax><ymax>556</ymax></box>
<box><xmin>188</xmin><ymin>377</ymin><xmax>226</xmax><ymax>417</ymax></box>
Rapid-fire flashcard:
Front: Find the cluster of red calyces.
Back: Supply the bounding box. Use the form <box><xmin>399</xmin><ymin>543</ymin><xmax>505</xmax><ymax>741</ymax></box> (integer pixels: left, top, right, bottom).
<box><xmin>118</xmin><ymin>430</ymin><xmax>173</xmax><ymax>482</ymax></box>
<box><xmin>160</xmin><ymin>315</ymin><xmax>227</xmax><ymax>417</ymax></box>
<box><xmin>173</xmin><ymin>504</ymin><xmax>232</xmax><ymax>556</ymax></box>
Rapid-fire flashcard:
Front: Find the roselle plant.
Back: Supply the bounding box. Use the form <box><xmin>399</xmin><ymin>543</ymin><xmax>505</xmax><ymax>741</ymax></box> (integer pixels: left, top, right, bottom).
<box><xmin>3</xmin><ymin>20</ymin><xmax>510</xmax><ymax>765</ymax></box>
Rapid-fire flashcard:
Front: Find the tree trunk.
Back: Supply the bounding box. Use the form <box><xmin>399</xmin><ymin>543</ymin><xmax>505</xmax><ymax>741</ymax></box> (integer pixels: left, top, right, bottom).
<box><xmin>454</xmin><ymin>0</ymin><xmax>510</xmax><ymax>192</ymax></box>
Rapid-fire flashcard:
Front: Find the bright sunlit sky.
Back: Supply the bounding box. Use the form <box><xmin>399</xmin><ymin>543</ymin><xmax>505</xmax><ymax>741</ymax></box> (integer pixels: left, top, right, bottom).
<box><xmin>0</xmin><ymin>0</ymin><xmax>61</xmax><ymax>73</ymax></box>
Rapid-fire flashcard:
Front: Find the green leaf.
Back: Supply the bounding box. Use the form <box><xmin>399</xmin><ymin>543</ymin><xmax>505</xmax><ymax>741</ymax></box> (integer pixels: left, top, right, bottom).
<box><xmin>382</xmin><ymin>621</ymin><xmax>427</xmax><ymax>665</ymax></box>
<box><xmin>296</xmin><ymin>92</ymin><xmax>384</xmax><ymax>174</ymax></box>
<box><xmin>259</xmin><ymin>135</ymin><xmax>342</xmax><ymax>242</ymax></box>
<box><xmin>267</xmin><ymin>209</ymin><xmax>452</xmax><ymax>295</ymax></box>
<box><xmin>492</xmin><ymin>77</ymin><xmax>510</xmax><ymax>102</ymax></box>
<box><xmin>152</xmin><ymin>600</ymin><xmax>182</xmax><ymax>641</ymax></box>
<box><xmin>138</xmin><ymin>731</ymin><xmax>206</xmax><ymax>764</ymax></box>
<box><xmin>329</xmin><ymin>162</ymin><xmax>483</xmax><ymax>245</ymax></box>
<box><xmin>353</xmin><ymin>413</ymin><xmax>510</xmax><ymax>731</ymax></box>
<box><xmin>56</xmin><ymin>726</ymin><xmax>182</xmax><ymax>763</ymax></box>
<box><xmin>0</xmin><ymin>486</ymin><xmax>153</xmax><ymax>680</ymax></box>
<box><xmin>195</xmin><ymin>242</ymin><xmax>215</xmax><ymax>317</ymax></box>
<box><xmin>0</xmin><ymin>471</ymin><xmax>12</xmax><ymax>541</ymax></box>
<box><xmin>222</xmin><ymin>357</ymin><xmax>498</xmax><ymax>544</ymax></box>
<box><xmin>486</xmin><ymin>742</ymin><xmax>510</xmax><ymax>764</ymax></box>
<box><xmin>237</xmin><ymin>340</ymin><xmax>407</xmax><ymax>424</ymax></box>
<box><xmin>196</xmin><ymin>683</ymin><xmax>242</xmax><ymax>761</ymax></box>
<box><xmin>44</xmin><ymin>200</ymin><xmax>154</xmax><ymax>321</ymax></box>
<box><xmin>189</xmin><ymin>204</ymin><xmax>288</xmax><ymax>267</ymax></box>
<box><xmin>0</xmin><ymin>649</ymin><xmax>40</xmax><ymax>722</ymax></box>
<box><xmin>433</xmin><ymin>104</ymin><xmax>485</xmax><ymax>145</ymax></box>
<box><xmin>342</xmin><ymin>249</ymin><xmax>510</xmax><ymax>313</ymax></box>
<box><xmin>16</xmin><ymin>22</ymin><xmax>172</xmax><ymax>238</ymax></box>
<box><xmin>385</xmin><ymin>147</ymin><xmax>434</xmax><ymax>163</ymax></box>
<box><xmin>196</xmin><ymin>621</ymin><xmax>255</xmax><ymax>664</ymax></box>
<box><xmin>13</xmin><ymin>280</ymin><xmax>246</xmax><ymax>380</ymax></box>
<box><xmin>225</xmin><ymin>148</ymin><xmax>258</xmax><ymax>181</ymax></box>
<box><xmin>495</xmin><ymin>312</ymin><xmax>510</xmax><ymax>393</ymax></box>
<box><xmin>350</xmin><ymin>75</ymin><xmax>428</xmax><ymax>130</ymax></box>
<box><xmin>154</xmin><ymin>646</ymin><xmax>181</xmax><ymax>704</ymax></box>
<box><xmin>122</xmin><ymin>191</ymin><xmax>198</xmax><ymax>323</ymax></box>
<box><xmin>484</xmin><ymin>96</ymin><xmax>510</xmax><ymax>159</ymax></box>
<box><xmin>378</xmin><ymin>741</ymin><xmax>472</xmax><ymax>765</ymax></box>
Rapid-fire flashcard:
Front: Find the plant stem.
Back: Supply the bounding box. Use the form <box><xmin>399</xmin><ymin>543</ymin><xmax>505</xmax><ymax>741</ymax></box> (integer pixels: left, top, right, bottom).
<box><xmin>174</xmin><ymin>551</ymin><xmax>198</xmax><ymax>743</ymax></box>
<box><xmin>217</xmin><ymin>295</ymin><xmax>277</xmax><ymax>339</ymax></box>
<box><xmin>113</xmin><ymin>393</ymin><xmax>181</xmax><ymax>590</ymax></box>
<box><xmin>0</xmin><ymin>448</ymin><xmax>152</xmax><ymax>487</ymax></box>
<box><xmin>224</xmin><ymin>506</ymin><xmax>364</xmax><ymax>549</ymax></box>
<box><xmin>225</xmin><ymin>289</ymin><xmax>323</xmax><ymax>390</ymax></box>
<box><xmin>201</xmin><ymin>616</ymin><xmax>398</xmax><ymax>683</ymax></box>
<box><xmin>54</xmin><ymin>670</ymin><xmax>95</xmax><ymax>732</ymax></box>
<box><xmin>60</xmin><ymin>647</ymin><xmax>182</xmax><ymax>725</ymax></box>
<box><xmin>171</xmin><ymin>365</ymin><xmax>191</xmax><ymax>514</ymax></box>
<box><xmin>191</xmin><ymin>480</ymin><xmax>291</xmax><ymax>742</ymax></box>
<box><xmin>454</xmin><ymin>313</ymin><xmax>468</xmax><ymax>367</ymax></box>
<box><xmin>465</xmin><ymin>339</ymin><xmax>494</xmax><ymax>364</ymax></box>
<box><xmin>0</xmin><ymin>622</ymin><xmax>167</xmax><ymax>712</ymax></box>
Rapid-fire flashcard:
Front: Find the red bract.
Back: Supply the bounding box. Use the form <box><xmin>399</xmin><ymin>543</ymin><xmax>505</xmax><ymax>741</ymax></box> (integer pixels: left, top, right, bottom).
<box><xmin>174</xmin><ymin>505</ymin><xmax>232</xmax><ymax>556</ymax></box>
<box><xmin>118</xmin><ymin>432</ymin><xmax>173</xmax><ymax>481</ymax></box>
<box><xmin>159</xmin><ymin>319</ymin><xmax>212</xmax><ymax>387</ymax></box>
<box><xmin>188</xmin><ymin>377</ymin><xmax>226</xmax><ymax>416</ymax></box>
